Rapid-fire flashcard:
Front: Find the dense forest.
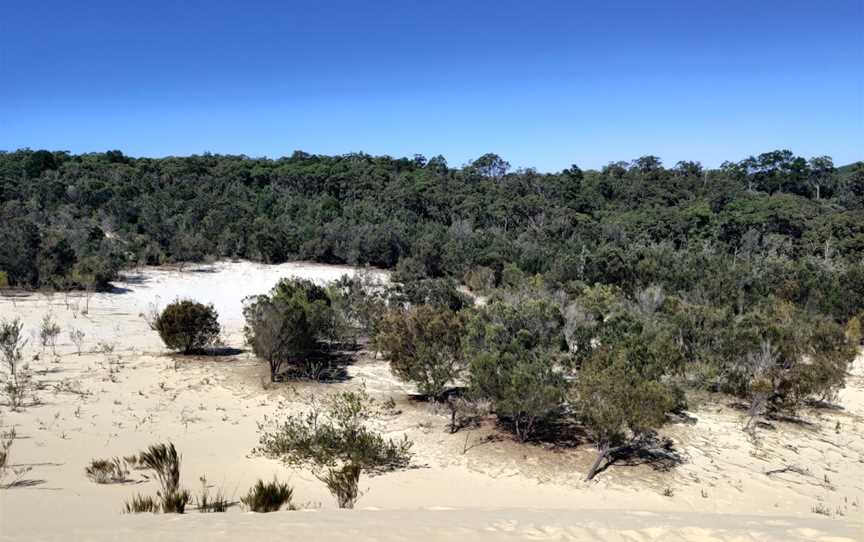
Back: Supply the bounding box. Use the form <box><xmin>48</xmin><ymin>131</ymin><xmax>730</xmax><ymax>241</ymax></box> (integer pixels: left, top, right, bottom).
<box><xmin>1</xmin><ymin>148</ymin><xmax>863</xmax><ymax>320</ymax></box>
<box><xmin>2</xmin><ymin>147</ymin><xmax>864</xmax><ymax>479</ymax></box>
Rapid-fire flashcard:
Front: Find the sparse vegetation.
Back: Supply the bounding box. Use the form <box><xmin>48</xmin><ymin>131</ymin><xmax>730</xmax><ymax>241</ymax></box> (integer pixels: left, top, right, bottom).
<box><xmin>240</xmin><ymin>477</ymin><xmax>294</xmax><ymax>512</ymax></box>
<box><xmin>0</xmin><ymin>427</ymin><xmax>31</xmax><ymax>488</ymax></box>
<box><xmin>68</xmin><ymin>327</ymin><xmax>85</xmax><ymax>355</ymax></box>
<box><xmin>85</xmin><ymin>457</ymin><xmax>130</xmax><ymax>484</ymax></box>
<box><xmin>39</xmin><ymin>314</ymin><xmax>61</xmax><ymax>356</ymax></box>
<box><xmin>255</xmin><ymin>388</ymin><xmax>412</xmax><ymax>508</ymax></box>
<box><xmin>195</xmin><ymin>476</ymin><xmax>231</xmax><ymax>512</ymax></box>
<box><xmin>151</xmin><ymin>300</ymin><xmax>221</xmax><ymax>354</ymax></box>
<box><xmin>1</xmin><ymin>318</ymin><xmax>33</xmax><ymax>410</ymax></box>
<box><xmin>123</xmin><ymin>494</ymin><xmax>159</xmax><ymax>514</ymax></box>
<box><xmin>136</xmin><ymin>442</ymin><xmax>190</xmax><ymax>513</ymax></box>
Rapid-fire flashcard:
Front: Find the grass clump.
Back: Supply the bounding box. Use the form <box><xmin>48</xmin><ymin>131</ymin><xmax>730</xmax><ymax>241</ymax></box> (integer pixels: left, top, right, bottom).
<box><xmin>241</xmin><ymin>477</ymin><xmax>294</xmax><ymax>512</ymax></box>
<box><xmin>125</xmin><ymin>442</ymin><xmax>190</xmax><ymax>514</ymax></box>
<box><xmin>124</xmin><ymin>494</ymin><xmax>159</xmax><ymax>514</ymax></box>
<box><xmin>196</xmin><ymin>475</ymin><xmax>231</xmax><ymax>512</ymax></box>
<box><xmin>85</xmin><ymin>457</ymin><xmax>130</xmax><ymax>484</ymax></box>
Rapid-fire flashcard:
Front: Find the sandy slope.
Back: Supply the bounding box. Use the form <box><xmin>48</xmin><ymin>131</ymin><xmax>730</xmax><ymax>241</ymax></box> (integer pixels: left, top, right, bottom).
<box><xmin>0</xmin><ymin>261</ymin><xmax>861</xmax><ymax>541</ymax></box>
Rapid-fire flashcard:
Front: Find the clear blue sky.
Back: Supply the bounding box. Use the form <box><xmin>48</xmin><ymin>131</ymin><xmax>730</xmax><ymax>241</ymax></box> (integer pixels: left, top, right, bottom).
<box><xmin>1</xmin><ymin>1</ymin><xmax>862</xmax><ymax>171</ymax></box>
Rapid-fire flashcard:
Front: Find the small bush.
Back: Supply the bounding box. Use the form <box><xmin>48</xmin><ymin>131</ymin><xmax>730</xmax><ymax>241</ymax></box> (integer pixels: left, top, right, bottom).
<box><xmin>1</xmin><ymin>318</ymin><xmax>33</xmax><ymax>410</ymax></box>
<box><xmin>85</xmin><ymin>457</ymin><xmax>129</xmax><ymax>484</ymax></box>
<box><xmin>241</xmin><ymin>478</ymin><xmax>294</xmax><ymax>512</ymax></box>
<box><xmin>124</xmin><ymin>493</ymin><xmax>159</xmax><ymax>514</ymax></box>
<box><xmin>68</xmin><ymin>328</ymin><xmax>86</xmax><ymax>356</ymax></box>
<box><xmin>40</xmin><ymin>314</ymin><xmax>61</xmax><ymax>355</ymax></box>
<box><xmin>151</xmin><ymin>300</ymin><xmax>220</xmax><ymax>354</ymax></box>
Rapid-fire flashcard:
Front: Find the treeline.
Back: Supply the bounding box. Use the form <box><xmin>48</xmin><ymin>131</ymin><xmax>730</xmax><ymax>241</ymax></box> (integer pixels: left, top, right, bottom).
<box><xmin>0</xmin><ymin>149</ymin><xmax>862</xmax><ymax>302</ymax></box>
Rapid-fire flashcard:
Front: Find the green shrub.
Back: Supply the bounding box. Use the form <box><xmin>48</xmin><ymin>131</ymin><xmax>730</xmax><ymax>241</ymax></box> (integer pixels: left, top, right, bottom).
<box><xmin>255</xmin><ymin>387</ymin><xmax>412</xmax><ymax>508</ymax></box>
<box><xmin>151</xmin><ymin>300</ymin><xmax>220</xmax><ymax>354</ymax></box>
<box><xmin>241</xmin><ymin>478</ymin><xmax>294</xmax><ymax>512</ymax></box>
<box><xmin>376</xmin><ymin>305</ymin><xmax>465</xmax><ymax>398</ymax></box>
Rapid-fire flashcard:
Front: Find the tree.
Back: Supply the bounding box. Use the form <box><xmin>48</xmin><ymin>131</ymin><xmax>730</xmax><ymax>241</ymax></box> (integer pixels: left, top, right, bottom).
<box><xmin>255</xmin><ymin>388</ymin><xmax>412</xmax><ymax>508</ymax></box>
<box><xmin>376</xmin><ymin>305</ymin><xmax>465</xmax><ymax>398</ymax></box>
<box><xmin>464</xmin><ymin>299</ymin><xmax>569</xmax><ymax>441</ymax></box>
<box><xmin>807</xmin><ymin>156</ymin><xmax>835</xmax><ymax>200</ymax></box>
<box><xmin>243</xmin><ymin>294</ymin><xmax>314</xmax><ymax>381</ymax></box>
<box><xmin>151</xmin><ymin>300</ymin><xmax>221</xmax><ymax>354</ymax></box>
<box><xmin>470</xmin><ymin>153</ymin><xmax>510</xmax><ymax>180</ymax></box>
<box><xmin>575</xmin><ymin>347</ymin><xmax>674</xmax><ymax>480</ymax></box>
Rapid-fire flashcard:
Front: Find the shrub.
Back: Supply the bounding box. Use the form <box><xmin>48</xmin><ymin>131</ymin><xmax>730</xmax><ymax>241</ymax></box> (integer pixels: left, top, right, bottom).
<box><xmin>240</xmin><ymin>477</ymin><xmax>294</xmax><ymax>512</ymax></box>
<box><xmin>376</xmin><ymin>305</ymin><xmax>465</xmax><ymax>398</ymax></box>
<box><xmin>151</xmin><ymin>300</ymin><xmax>220</xmax><ymax>354</ymax></box>
<box><xmin>243</xmin><ymin>278</ymin><xmax>337</xmax><ymax>381</ymax></box>
<box><xmin>1</xmin><ymin>318</ymin><xmax>33</xmax><ymax>410</ymax></box>
<box><xmin>469</xmin><ymin>347</ymin><xmax>567</xmax><ymax>442</ymax></box>
<box><xmin>85</xmin><ymin>457</ymin><xmax>129</xmax><ymax>484</ymax></box>
<box><xmin>255</xmin><ymin>387</ymin><xmax>412</xmax><ymax>508</ymax></box>
<box><xmin>0</xmin><ymin>427</ymin><xmax>14</xmax><ymax>479</ymax></box>
<box><xmin>68</xmin><ymin>327</ymin><xmax>86</xmax><ymax>356</ymax></box>
<box><xmin>464</xmin><ymin>299</ymin><xmax>570</xmax><ymax>441</ymax></box>
<box><xmin>124</xmin><ymin>494</ymin><xmax>159</xmax><ymax>514</ymax></box>
<box><xmin>575</xmin><ymin>348</ymin><xmax>674</xmax><ymax>480</ymax></box>
<box><xmin>39</xmin><ymin>314</ymin><xmax>61</xmax><ymax>356</ymax></box>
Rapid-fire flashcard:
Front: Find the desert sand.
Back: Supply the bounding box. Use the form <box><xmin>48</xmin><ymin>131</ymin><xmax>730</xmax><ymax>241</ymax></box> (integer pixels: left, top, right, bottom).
<box><xmin>1</xmin><ymin>261</ymin><xmax>861</xmax><ymax>541</ymax></box>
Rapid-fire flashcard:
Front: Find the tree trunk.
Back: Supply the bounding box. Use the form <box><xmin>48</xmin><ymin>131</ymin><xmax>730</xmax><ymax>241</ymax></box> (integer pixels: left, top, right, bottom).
<box><xmin>585</xmin><ymin>443</ymin><xmax>610</xmax><ymax>481</ymax></box>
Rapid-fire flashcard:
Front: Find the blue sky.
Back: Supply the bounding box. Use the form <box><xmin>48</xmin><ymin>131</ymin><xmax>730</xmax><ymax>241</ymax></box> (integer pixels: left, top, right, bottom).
<box><xmin>1</xmin><ymin>0</ymin><xmax>862</xmax><ymax>171</ymax></box>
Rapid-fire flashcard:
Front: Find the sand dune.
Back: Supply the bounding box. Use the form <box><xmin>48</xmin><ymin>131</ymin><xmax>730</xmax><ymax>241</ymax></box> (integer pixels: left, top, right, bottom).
<box><xmin>1</xmin><ymin>262</ymin><xmax>861</xmax><ymax>541</ymax></box>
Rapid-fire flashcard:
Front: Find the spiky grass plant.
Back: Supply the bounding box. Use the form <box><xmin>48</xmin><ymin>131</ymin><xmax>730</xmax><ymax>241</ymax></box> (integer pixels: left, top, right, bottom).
<box><xmin>240</xmin><ymin>478</ymin><xmax>294</xmax><ymax>512</ymax></box>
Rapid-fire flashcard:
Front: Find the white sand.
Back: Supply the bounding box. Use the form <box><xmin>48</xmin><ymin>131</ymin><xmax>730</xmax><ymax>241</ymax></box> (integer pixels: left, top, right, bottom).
<box><xmin>0</xmin><ymin>261</ymin><xmax>862</xmax><ymax>541</ymax></box>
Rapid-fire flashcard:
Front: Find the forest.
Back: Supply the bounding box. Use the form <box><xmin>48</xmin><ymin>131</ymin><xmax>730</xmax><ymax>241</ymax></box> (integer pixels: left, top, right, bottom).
<box><xmin>2</xmin><ymin>147</ymin><xmax>864</xmax><ymax>484</ymax></box>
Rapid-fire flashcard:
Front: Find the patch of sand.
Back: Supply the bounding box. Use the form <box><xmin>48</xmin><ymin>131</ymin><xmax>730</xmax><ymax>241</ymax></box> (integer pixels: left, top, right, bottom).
<box><xmin>0</xmin><ymin>261</ymin><xmax>861</xmax><ymax>541</ymax></box>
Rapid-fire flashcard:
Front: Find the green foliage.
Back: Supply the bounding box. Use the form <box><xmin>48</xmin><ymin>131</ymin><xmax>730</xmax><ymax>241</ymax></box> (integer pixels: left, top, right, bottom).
<box><xmin>1</xmin><ymin>318</ymin><xmax>32</xmax><ymax>410</ymax></box>
<box><xmin>243</xmin><ymin>278</ymin><xmax>332</xmax><ymax>381</ymax></box>
<box><xmin>377</xmin><ymin>305</ymin><xmax>466</xmax><ymax>398</ymax></box>
<box><xmin>575</xmin><ymin>347</ymin><xmax>675</xmax><ymax>480</ymax></box>
<box><xmin>241</xmin><ymin>478</ymin><xmax>294</xmax><ymax>512</ymax></box>
<box><xmin>39</xmin><ymin>313</ymin><xmax>60</xmax><ymax>355</ymax></box>
<box><xmin>151</xmin><ymin>299</ymin><xmax>221</xmax><ymax>354</ymax></box>
<box><xmin>464</xmin><ymin>299</ymin><xmax>569</xmax><ymax>441</ymax></box>
<box><xmin>255</xmin><ymin>387</ymin><xmax>412</xmax><ymax>508</ymax></box>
